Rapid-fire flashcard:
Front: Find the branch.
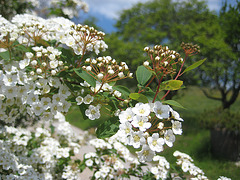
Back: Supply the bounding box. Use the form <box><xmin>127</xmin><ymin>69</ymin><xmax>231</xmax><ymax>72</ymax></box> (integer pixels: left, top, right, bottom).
<box><xmin>201</xmin><ymin>88</ymin><xmax>222</xmax><ymax>101</ymax></box>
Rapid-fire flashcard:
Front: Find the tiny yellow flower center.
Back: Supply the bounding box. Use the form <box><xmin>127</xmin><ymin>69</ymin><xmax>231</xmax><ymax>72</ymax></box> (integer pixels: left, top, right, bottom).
<box><xmin>133</xmin><ymin>135</ymin><xmax>140</xmax><ymax>142</ymax></box>
<box><xmin>152</xmin><ymin>140</ymin><xmax>157</xmax><ymax>146</ymax></box>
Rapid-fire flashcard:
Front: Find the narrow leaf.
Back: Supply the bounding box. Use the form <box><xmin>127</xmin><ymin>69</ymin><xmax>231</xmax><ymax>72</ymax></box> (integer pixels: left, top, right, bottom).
<box><xmin>136</xmin><ymin>65</ymin><xmax>152</xmax><ymax>85</ymax></box>
<box><xmin>160</xmin><ymin>80</ymin><xmax>183</xmax><ymax>90</ymax></box>
<box><xmin>129</xmin><ymin>93</ymin><xmax>148</xmax><ymax>103</ymax></box>
<box><xmin>163</xmin><ymin>100</ymin><xmax>185</xmax><ymax>109</ymax></box>
<box><xmin>183</xmin><ymin>58</ymin><xmax>207</xmax><ymax>73</ymax></box>
<box><xmin>96</xmin><ymin>117</ymin><xmax>120</xmax><ymax>139</ymax></box>
<box><xmin>74</xmin><ymin>68</ymin><xmax>96</xmax><ymax>87</ymax></box>
<box><xmin>0</xmin><ymin>51</ymin><xmax>10</xmax><ymax>60</ymax></box>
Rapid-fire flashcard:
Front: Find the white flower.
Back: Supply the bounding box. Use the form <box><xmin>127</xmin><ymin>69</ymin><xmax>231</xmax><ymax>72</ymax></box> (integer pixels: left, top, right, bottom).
<box><xmin>118</xmin><ymin>121</ymin><xmax>133</xmax><ymax>137</ymax></box>
<box><xmin>147</xmin><ymin>133</ymin><xmax>164</xmax><ymax>152</ymax></box>
<box><xmin>25</xmin><ymin>52</ymin><xmax>33</xmax><ymax>59</ymax></box>
<box><xmin>40</xmin><ymin>97</ymin><xmax>51</xmax><ymax>110</ymax></box>
<box><xmin>85</xmin><ymin>105</ymin><xmax>101</xmax><ymax>120</ymax></box>
<box><xmin>83</xmin><ymin>94</ymin><xmax>94</xmax><ymax>104</ymax></box>
<box><xmin>85</xmin><ymin>159</ymin><xmax>93</xmax><ymax>167</ymax></box>
<box><xmin>42</xmin><ymin>85</ymin><xmax>50</xmax><ymax>94</ymax></box>
<box><xmin>59</xmin><ymin>85</ymin><xmax>71</xmax><ymax>97</ymax></box>
<box><xmin>49</xmin><ymin>60</ymin><xmax>58</xmax><ymax>69</ymax></box>
<box><xmin>131</xmin><ymin>115</ymin><xmax>151</xmax><ymax>131</ymax></box>
<box><xmin>129</xmin><ymin>131</ymin><xmax>145</xmax><ymax>148</ymax></box>
<box><xmin>19</xmin><ymin>59</ymin><xmax>30</xmax><ymax>69</ymax></box>
<box><xmin>76</xmin><ymin>96</ymin><xmax>83</xmax><ymax>105</ymax></box>
<box><xmin>164</xmin><ymin>129</ymin><xmax>175</xmax><ymax>147</ymax></box>
<box><xmin>171</xmin><ymin>120</ymin><xmax>182</xmax><ymax>135</ymax></box>
<box><xmin>137</xmin><ymin>144</ymin><xmax>155</xmax><ymax>162</ymax></box>
<box><xmin>151</xmin><ymin>166</ymin><xmax>159</xmax><ymax>175</ymax></box>
<box><xmin>31</xmin><ymin>102</ymin><xmax>44</xmax><ymax>116</ymax></box>
<box><xmin>218</xmin><ymin>176</ymin><xmax>231</xmax><ymax>180</ymax></box>
<box><xmin>119</xmin><ymin>107</ymin><xmax>134</xmax><ymax>123</ymax></box>
<box><xmin>153</xmin><ymin>101</ymin><xmax>170</xmax><ymax>119</ymax></box>
<box><xmin>132</xmin><ymin>103</ymin><xmax>151</xmax><ymax>116</ymax></box>
<box><xmin>113</xmin><ymin>90</ymin><xmax>121</xmax><ymax>98</ymax></box>
<box><xmin>2</xmin><ymin>74</ymin><xmax>18</xmax><ymax>86</ymax></box>
<box><xmin>170</xmin><ymin>109</ymin><xmax>184</xmax><ymax>121</ymax></box>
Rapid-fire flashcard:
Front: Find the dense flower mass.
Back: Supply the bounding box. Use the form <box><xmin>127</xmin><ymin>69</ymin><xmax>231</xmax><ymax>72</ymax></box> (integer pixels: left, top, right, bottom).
<box><xmin>0</xmin><ymin>113</ymin><xmax>84</xmax><ymax>179</ymax></box>
<box><xmin>0</xmin><ymin>10</ymin><xmax>231</xmax><ymax>180</ymax></box>
<box><xmin>116</xmin><ymin>102</ymin><xmax>183</xmax><ymax>162</ymax></box>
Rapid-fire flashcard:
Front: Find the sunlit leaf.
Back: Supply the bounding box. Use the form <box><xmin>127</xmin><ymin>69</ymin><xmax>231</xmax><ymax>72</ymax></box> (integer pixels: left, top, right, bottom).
<box><xmin>160</xmin><ymin>80</ymin><xmax>183</xmax><ymax>90</ymax></box>
<box><xmin>129</xmin><ymin>93</ymin><xmax>148</xmax><ymax>103</ymax></box>
<box><xmin>163</xmin><ymin>100</ymin><xmax>185</xmax><ymax>109</ymax></box>
<box><xmin>74</xmin><ymin>68</ymin><xmax>96</xmax><ymax>87</ymax></box>
<box><xmin>136</xmin><ymin>65</ymin><xmax>152</xmax><ymax>85</ymax></box>
<box><xmin>183</xmin><ymin>58</ymin><xmax>207</xmax><ymax>73</ymax></box>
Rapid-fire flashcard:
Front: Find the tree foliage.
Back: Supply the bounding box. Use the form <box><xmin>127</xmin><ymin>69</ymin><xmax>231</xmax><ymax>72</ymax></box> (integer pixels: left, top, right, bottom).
<box><xmin>108</xmin><ymin>0</ymin><xmax>239</xmax><ymax>109</ymax></box>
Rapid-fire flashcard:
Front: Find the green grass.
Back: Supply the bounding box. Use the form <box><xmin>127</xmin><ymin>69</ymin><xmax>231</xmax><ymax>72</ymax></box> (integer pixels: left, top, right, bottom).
<box><xmin>66</xmin><ymin>86</ymin><xmax>240</xmax><ymax>179</ymax></box>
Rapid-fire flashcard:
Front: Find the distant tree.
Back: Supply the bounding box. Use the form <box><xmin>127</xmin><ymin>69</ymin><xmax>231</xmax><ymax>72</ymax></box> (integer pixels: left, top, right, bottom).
<box><xmin>109</xmin><ymin>0</ymin><xmax>239</xmax><ymax>108</ymax></box>
<box><xmin>109</xmin><ymin>0</ymin><xmax>212</xmax><ymax>93</ymax></box>
<box><xmin>200</xmin><ymin>1</ymin><xmax>240</xmax><ymax>109</ymax></box>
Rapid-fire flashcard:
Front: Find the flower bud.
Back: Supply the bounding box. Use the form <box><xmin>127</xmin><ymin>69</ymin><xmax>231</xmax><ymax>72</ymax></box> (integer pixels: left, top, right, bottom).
<box><xmin>86</xmin><ymin>66</ymin><xmax>92</xmax><ymax>71</ymax></box>
<box><xmin>118</xmin><ymin>72</ymin><xmax>124</xmax><ymax>78</ymax></box>
<box><xmin>143</xmin><ymin>61</ymin><xmax>149</xmax><ymax>66</ymax></box>
<box><xmin>36</xmin><ymin>68</ymin><xmax>42</xmax><ymax>74</ymax></box>
<box><xmin>51</xmin><ymin>70</ymin><xmax>57</xmax><ymax>75</ymax></box>
<box><xmin>97</xmin><ymin>73</ymin><xmax>104</xmax><ymax>80</ymax></box>
<box><xmin>31</xmin><ymin>60</ymin><xmax>37</xmax><ymax>66</ymax></box>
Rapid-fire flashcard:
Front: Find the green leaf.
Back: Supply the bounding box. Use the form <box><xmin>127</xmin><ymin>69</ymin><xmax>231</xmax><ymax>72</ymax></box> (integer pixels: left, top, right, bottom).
<box><xmin>129</xmin><ymin>93</ymin><xmax>149</xmax><ymax>103</ymax></box>
<box><xmin>183</xmin><ymin>58</ymin><xmax>207</xmax><ymax>73</ymax></box>
<box><xmin>0</xmin><ymin>51</ymin><xmax>10</xmax><ymax>60</ymax></box>
<box><xmin>136</xmin><ymin>65</ymin><xmax>152</xmax><ymax>85</ymax></box>
<box><xmin>160</xmin><ymin>80</ymin><xmax>183</xmax><ymax>90</ymax></box>
<box><xmin>143</xmin><ymin>91</ymin><xmax>161</xmax><ymax>102</ymax></box>
<box><xmin>113</xmin><ymin>85</ymin><xmax>131</xmax><ymax>96</ymax></box>
<box><xmin>163</xmin><ymin>100</ymin><xmax>185</xmax><ymax>109</ymax></box>
<box><xmin>78</xmin><ymin>104</ymin><xmax>89</xmax><ymax>120</ymax></box>
<box><xmin>73</xmin><ymin>68</ymin><xmax>96</xmax><ymax>87</ymax></box>
<box><xmin>96</xmin><ymin>117</ymin><xmax>120</xmax><ymax>139</ymax></box>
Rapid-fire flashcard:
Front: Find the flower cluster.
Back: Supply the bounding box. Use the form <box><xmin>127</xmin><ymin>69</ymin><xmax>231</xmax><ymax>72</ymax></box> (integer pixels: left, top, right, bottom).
<box><xmin>173</xmin><ymin>151</ymin><xmax>208</xmax><ymax>179</ymax></box>
<box><xmin>2</xmin><ymin>0</ymin><xmax>88</xmax><ymax>20</ymax></box>
<box><xmin>143</xmin><ymin>45</ymin><xmax>183</xmax><ymax>78</ymax></box>
<box><xmin>116</xmin><ymin>101</ymin><xmax>183</xmax><ymax>162</ymax></box>
<box><xmin>83</xmin><ymin>137</ymin><xmax>140</xmax><ymax>179</ymax></box>
<box><xmin>83</xmin><ymin>56</ymin><xmax>133</xmax><ymax>84</ymax></box>
<box><xmin>0</xmin><ymin>59</ymin><xmax>72</xmax><ymax>125</ymax></box>
<box><xmin>67</xmin><ymin>24</ymin><xmax>107</xmax><ymax>56</ymax></box>
<box><xmin>0</xmin><ymin>113</ymin><xmax>83</xmax><ymax>179</ymax></box>
<box><xmin>150</xmin><ymin>155</ymin><xmax>170</xmax><ymax>180</ymax></box>
<box><xmin>21</xmin><ymin>46</ymin><xmax>65</xmax><ymax>76</ymax></box>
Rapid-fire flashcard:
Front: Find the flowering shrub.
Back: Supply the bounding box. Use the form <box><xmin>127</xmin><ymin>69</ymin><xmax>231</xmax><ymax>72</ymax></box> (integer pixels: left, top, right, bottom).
<box><xmin>0</xmin><ymin>13</ymin><xmax>231</xmax><ymax>180</ymax></box>
<box><xmin>1</xmin><ymin>0</ymin><xmax>88</xmax><ymax>20</ymax></box>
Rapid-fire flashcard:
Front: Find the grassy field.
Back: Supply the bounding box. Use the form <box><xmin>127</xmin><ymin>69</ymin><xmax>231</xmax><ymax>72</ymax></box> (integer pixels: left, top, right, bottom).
<box><xmin>66</xmin><ymin>86</ymin><xmax>240</xmax><ymax>179</ymax></box>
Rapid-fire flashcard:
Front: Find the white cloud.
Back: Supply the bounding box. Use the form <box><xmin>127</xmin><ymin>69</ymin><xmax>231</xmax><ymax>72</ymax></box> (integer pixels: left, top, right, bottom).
<box><xmin>84</xmin><ymin>0</ymin><xmax>223</xmax><ymax>20</ymax></box>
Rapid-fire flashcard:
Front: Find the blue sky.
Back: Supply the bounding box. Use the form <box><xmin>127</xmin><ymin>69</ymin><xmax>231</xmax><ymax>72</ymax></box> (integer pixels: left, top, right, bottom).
<box><xmin>78</xmin><ymin>0</ymin><xmax>235</xmax><ymax>33</ymax></box>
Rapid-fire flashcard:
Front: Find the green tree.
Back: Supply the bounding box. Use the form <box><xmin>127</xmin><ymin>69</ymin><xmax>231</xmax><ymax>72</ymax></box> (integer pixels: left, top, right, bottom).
<box><xmin>200</xmin><ymin>1</ymin><xmax>240</xmax><ymax>109</ymax></box>
<box><xmin>108</xmin><ymin>0</ymin><xmax>239</xmax><ymax>108</ymax></box>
